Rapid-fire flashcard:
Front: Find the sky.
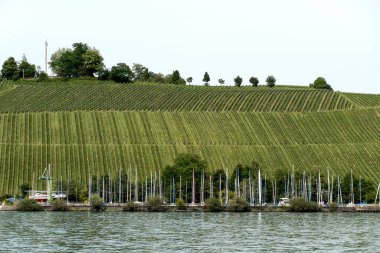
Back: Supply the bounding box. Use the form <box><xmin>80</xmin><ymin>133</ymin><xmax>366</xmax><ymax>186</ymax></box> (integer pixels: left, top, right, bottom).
<box><xmin>0</xmin><ymin>0</ymin><xmax>379</xmax><ymax>93</ymax></box>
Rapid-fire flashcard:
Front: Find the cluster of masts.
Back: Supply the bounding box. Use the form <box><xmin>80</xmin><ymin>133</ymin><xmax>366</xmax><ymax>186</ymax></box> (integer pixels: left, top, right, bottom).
<box><xmin>30</xmin><ymin>165</ymin><xmax>380</xmax><ymax>206</ymax></box>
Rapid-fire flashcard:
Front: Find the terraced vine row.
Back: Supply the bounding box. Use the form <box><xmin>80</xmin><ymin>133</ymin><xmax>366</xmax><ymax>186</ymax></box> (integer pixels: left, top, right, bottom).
<box><xmin>0</xmin><ymin>81</ymin><xmax>16</xmax><ymax>94</ymax></box>
<box><xmin>341</xmin><ymin>92</ymin><xmax>380</xmax><ymax>108</ymax></box>
<box><xmin>0</xmin><ymin>82</ymin><xmax>354</xmax><ymax>113</ymax></box>
<box><xmin>0</xmin><ymin>109</ymin><xmax>379</xmax><ymax>194</ymax></box>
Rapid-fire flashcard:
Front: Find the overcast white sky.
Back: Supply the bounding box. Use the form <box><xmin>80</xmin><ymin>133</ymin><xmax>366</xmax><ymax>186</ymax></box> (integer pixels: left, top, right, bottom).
<box><xmin>0</xmin><ymin>0</ymin><xmax>379</xmax><ymax>93</ymax></box>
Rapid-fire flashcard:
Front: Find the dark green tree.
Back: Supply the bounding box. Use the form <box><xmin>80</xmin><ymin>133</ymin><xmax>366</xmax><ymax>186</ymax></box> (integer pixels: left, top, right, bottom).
<box><xmin>172</xmin><ymin>70</ymin><xmax>181</xmax><ymax>83</ymax></box>
<box><xmin>83</xmin><ymin>48</ymin><xmax>104</xmax><ymax>76</ymax></box>
<box><xmin>341</xmin><ymin>173</ymin><xmax>375</xmax><ymax>204</ymax></box>
<box><xmin>234</xmin><ymin>76</ymin><xmax>243</xmax><ymax>87</ymax></box>
<box><xmin>309</xmin><ymin>77</ymin><xmax>332</xmax><ymax>90</ymax></box>
<box><xmin>218</xmin><ymin>78</ymin><xmax>225</xmax><ymax>85</ymax></box>
<box><xmin>63</xmin><ymin>179</ymin><xmax>87</xmax><ymax>202</ymax></box>
<box><xmin>249</xmin><ymin>76</ymin><xmax>259</xmax><ymax>87</ymax></box>
<box><xmin>162</xmin><ymin>153</ymin><xmax>207</xmax><ymax>203</ymax></box>
<box><xmin>18</xmin><ymin>55</ymin><xmax>36</xmax><ymax>78</ymax></box>
<box><xmin>72</xmin><ymin>42</ymin><xmax>90</xmax><ymax>76</ymax></box>
<box><xmin>1</xmin><ymin>57</ymin><xmax>18</xmax><ymax>80</ymax></box>
<box><xmin>165</xmin><ymin>70</ymin><xmax>186</xmax><ymax>85</ymax></box>
<box><xmin>186</xmin><ymin>77</ymin><xmax>193</xmax><ymax>85</ymax></box>
<box><xmin>203</xmin><ymin>72</ymin><xmax>210</xmax><ymax>85</ymax></box>
<box><xmin>20</xmin><ymin>183</ymin><xmax>31</xmax><ymax>197</ymax></box>
<box><xmin>150</xmin><ymin>72</ymin><xmax>165</xmax><ymax>83</ymax></box>
<box><xmin>49</xmin><ymin>48</ymin><xmax>75</xmax><ymax>77</ymax></box>
<box><xmin>132</xmin><ymin>63</ymin><xmax>150</xmax><ymax>82</ymax></box>
<box><xmin>110</xmin><ymin>63</ymin><xmax>134</xmax><ymax>83</ymax></box>
<box><xmin>97</xmin><ymin>69</ymin><xmax>110</xmax><ymax>80</ymax></box>
<box><xmin>37</xmin><ymin>72</ymin><xmax>48</xmax><ymax>82</ymax></box>
<box><xmin>49</xmin><ymin>42</ymin><xmax>104</xmax><ymax>77</ymax></box>
<box><xmin>266</xmin><ymin>75</ymin><xmax>276</xmax><ymax>87</ymax></box>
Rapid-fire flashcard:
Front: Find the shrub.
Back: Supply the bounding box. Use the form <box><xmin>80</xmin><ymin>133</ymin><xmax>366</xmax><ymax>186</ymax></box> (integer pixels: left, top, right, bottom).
<box><xmin>51</xmin><ymin>199</ymin><xmax>69</xmax><ymax>211</ymax></box>
<box><xmin>176</xmin><ymin>198</ymin><xmax>186</xmax><ymax>211</ymax></box>
<box><xmin>227</xmin><ymin>197</ymin><xmax>251</xmax><ymax>212</ymax></box>
<box><xmin>90</xmin><ymin>194</ymin><xmax>106</xmax><ymax>212</ymax></box>
<box><xmin>205</xmin><ymin>198</ymin><xmax>224</xmax><ymax>212</ymax></box>
<box><xmin>146</xmin><ymin>196</ymin><xmax>167</xmax><ymax>212</ymax></box>
<box><xmin>97</xmin><ymin>69</ymin><xmax>110</xmax><ymax>81</ymax></box>
<box><xmin>329</xmin><ymin>202</ymin><xmax>338</xmax><ymax>212</ymax></box>
<box><xmin>288</xmin><ymin>197</ymin><xmax>321</xmax><ymax>212</ymax></box>
<box><xmin>17</xmin><ymin>199</ymin><xmax>44</xmax><ymax>211</ymax></box>
<box><xmin>37</xmin><ymin>72</ymin><xmax>48</xmax><ymax>82</ymax></box>
<box><xmin>123</xmin><ymin>202</ymin><xmax>139</xmax><ymax>212</ymax></box>
<box><xmin>310</xmin><ymin>77</ymin><xmax>332</xmax><ymax>90</ymax></box>
<box><xmin>12</xmin><ymin>74</ymin><xmax>20</xmax><ymax>81</ymax></box>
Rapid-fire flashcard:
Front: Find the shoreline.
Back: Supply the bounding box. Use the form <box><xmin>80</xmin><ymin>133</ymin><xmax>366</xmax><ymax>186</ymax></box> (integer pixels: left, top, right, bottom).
<box><xmin>2</xmin><ymin>204</ymin><xmax>380</xmax><ymax>213</ymax></box>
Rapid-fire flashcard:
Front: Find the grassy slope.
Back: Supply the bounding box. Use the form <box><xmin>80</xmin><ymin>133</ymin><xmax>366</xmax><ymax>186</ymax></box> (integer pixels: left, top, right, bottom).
<box><xmin>0</xmin><ymin>80</ymin><xmax>379</xmax><ymax>194</ymax></box>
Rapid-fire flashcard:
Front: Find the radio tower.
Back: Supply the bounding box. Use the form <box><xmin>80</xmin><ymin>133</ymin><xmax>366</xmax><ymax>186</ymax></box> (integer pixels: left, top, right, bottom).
<box><xmin>45</xmin><ymin>40</ymin><xmax>48</xmax><ymax>74</ymax></box>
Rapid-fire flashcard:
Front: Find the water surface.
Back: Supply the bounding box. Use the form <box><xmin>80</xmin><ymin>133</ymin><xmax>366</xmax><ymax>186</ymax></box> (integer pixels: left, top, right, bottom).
<box><xmin>0</xmin><ymin>212</ymin><xmax>378</xmax><ymax>252</ymax></box>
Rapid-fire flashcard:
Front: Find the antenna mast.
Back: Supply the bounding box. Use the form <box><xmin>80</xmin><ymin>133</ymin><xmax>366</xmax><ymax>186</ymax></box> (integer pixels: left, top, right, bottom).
<box><xmin>45</xmin><ymin>40</ymin><xmax>48</xmax><ymax>74</ymax></box>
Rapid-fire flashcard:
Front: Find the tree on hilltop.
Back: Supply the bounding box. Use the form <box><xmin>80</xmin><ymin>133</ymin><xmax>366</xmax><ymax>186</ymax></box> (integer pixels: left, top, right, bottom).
<box><xmin>309</xmin><ymin>77</ymin><xmax>332</xmax><ymax>90</ymax></box>
<box><xmin>18</xmin><ymin>54</ymin><xmax>36</xmax><ymax>78</ymax></box>
<box><xmin>234</xmin><ymin>76</ymin><xmax>243</xmax><ymax>87</ymax></box>
<box><xmin>249</xmin><ymin>76</ymin><xmax>259</xmax><ymax>87</ymax></box>
<box><xmin>164</xmin><ymin>70</ymin><xmax>186</xmax><ymax>85</ymax></box>
<box><xmin>203</xmin><ymin>72</ymin><xmax>210</xmax><ymax>86</ymax></box>
<box><xmin>218</xmin><ymin>79</ymin><xmax>225</xmax><ymax>85</ymax></box>
<box><xmin>50</xmin><ymin>42</ymin><xmax>104</xmax><ymax>78</ymax></box>
<box><xmin>132</xmin><ymin>63</ymin><xmax>150</xmax><ymax>82</ymax></box>
<box><xmin>1</xmin><ymin>57</ymin><xmax>19</xmax><ymax>80</ymax></box>
<box><xmin>109</xmin><ymin>63</ymin><xmax>134</xmax><ymax>83</ymax></box>
<box><xmin>266</xmin><ymin>75</ymin><xmax>276</xmax><ymax>87</ymax></box>
<box><xmin>186</xmin><ymin>77</ymin><xmax>193</xmax><ymax>85</ymax></box>
<box><xmin>83</xmin><ymin>48</ymin><xmax>104</xmax><ymax>76</ymax></box>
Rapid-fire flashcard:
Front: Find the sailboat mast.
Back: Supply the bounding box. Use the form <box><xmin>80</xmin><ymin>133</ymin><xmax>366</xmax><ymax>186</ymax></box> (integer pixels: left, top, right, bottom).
<box><xmin>225</xmin><ymin>170</ymin><xmax>229</xmax><ymax>205</ymax></box>
<box><xmin>327</xmin><ymin>169</ymin><xmax>330</xmax><ymax>204</ymax></box>
<box><xmin>258</xmin><ymin>169</ymin><xmax>262</xmax><ymax>205</ymax></box>
<box><xmin>350</xmin><ymin>170</ymin><xmax>354</xmax><ymax>204</ymax></box>
<box><xmin>179</xmin><ymin>175</ymin><xmax>182</xmax><ymax>200</ymax></box>
<box><xmin>192</xmin><ymin>168</ymin><xmax>195</xmax><ymax>205</ymax></box>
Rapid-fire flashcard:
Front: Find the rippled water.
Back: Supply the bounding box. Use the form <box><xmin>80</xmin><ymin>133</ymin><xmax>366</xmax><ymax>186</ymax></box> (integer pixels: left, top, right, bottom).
<box><xmin>0</xmin><ymin>211</ymin><xmax>379</xmax><ymax>252</ymax></box>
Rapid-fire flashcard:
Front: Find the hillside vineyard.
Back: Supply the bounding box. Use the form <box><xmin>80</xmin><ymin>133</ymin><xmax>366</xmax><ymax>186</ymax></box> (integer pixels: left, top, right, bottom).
<box><xmin>0</xmin><ymin>80</ymin><xmax>379</xmax><ymax>194</ymax></box>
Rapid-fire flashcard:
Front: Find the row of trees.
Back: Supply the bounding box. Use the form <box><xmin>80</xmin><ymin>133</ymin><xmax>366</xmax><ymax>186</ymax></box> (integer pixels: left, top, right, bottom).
<box><xmin>199</xmin><ymin>72</ymin><xmax>276</xmax><ymax>87</ymax></box>
<box><xmin>48</xmin><ymin>42</ymin><xmax>187</xmax><ymax>84</ymax></box>
<box><xmin>1</xmin><ymin>42</ymin><xmax>332</xmax><ymax>89</ymax></box>
<box><xmin>1</xmin><ymin>55</ymin><xmax>38</xmax><ymax>80</ymax></box>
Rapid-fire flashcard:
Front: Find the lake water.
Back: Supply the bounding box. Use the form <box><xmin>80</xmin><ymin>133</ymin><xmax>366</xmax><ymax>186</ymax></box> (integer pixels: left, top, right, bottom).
<box><xmin>0</xmin><ymin>212</ymin><xmax>379</xmax><ymax>252</ymax></box>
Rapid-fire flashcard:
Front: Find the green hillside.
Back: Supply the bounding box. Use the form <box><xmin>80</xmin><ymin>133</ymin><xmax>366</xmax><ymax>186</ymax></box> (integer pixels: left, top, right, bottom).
<box><xmin>0</xmin><ymin>80</ymin><xmax>379</xmax><ymax>194</ymax></box>
<box><xmin>0</xmin><ymin>81</ymin><xmax>353</xmax><ymax>112</ymax></box>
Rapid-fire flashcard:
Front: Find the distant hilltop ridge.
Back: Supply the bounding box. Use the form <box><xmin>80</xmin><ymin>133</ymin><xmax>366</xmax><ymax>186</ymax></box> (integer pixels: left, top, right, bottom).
<box><xmin>0</xmin><ymin>79</ymin><xmax>375</xmax><ymax>113</ymax></box>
